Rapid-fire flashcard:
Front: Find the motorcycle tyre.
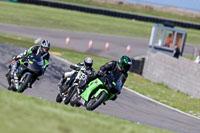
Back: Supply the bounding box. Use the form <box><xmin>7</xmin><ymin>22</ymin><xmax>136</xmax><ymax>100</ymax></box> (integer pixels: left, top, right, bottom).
<box><xmin>86</xmin><ymin>91</ymin><xmax>107</xmax><ymax>111</ymax></box>
<box><xmin>18</xmin><ymin>74</ymin><xmax>32</xmax><ymax>93</ymax></box>
<box><xmin>56</xmin><ymin>93</ymin><xmax>62</xmax><ymax>103</ymax></box>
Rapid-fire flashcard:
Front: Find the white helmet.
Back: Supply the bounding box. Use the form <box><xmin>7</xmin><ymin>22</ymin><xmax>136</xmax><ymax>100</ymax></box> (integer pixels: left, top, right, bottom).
<box><xmin>40</xmin><ymin>40</ymin><xmax>50</xmax><ymax>54</ymax></box>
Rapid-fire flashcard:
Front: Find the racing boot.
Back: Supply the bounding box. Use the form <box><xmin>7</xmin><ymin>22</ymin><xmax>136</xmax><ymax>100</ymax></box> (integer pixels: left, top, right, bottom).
<box><xmin>57</xmin><ymin>76</ymin><xmax>66</xmax><ymax>89</ymax></box>
<box><xmin>13</xmin><ymin>73</ymin><xmax>19</xmax><ymax>89</ymax></box>
<box><xmin>10</xmin><ymin>61</ymin><xmax>18</xmax><ymax>79</ymax></box>
<box><xmin>28</xmin><ymin>83</ymin><xmax>32</xmax><ymax>88</ymax></box>
<box><xmin>27</xmin><ymin>78</ymin><xmax>37</xmax><ymax>88</ymax></box>
<box><xmin>111</xmin><ymin>94</ymin><xmax>117</xmax><ymax>101</ymax></box>
<box><xmin>61</xmin><ymin>85</ymin><xmax>70</xmax><ymax>94</ymax></box>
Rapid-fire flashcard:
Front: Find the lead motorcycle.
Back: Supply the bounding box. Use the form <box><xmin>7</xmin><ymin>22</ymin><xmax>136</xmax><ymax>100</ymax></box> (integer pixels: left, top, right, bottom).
<box><xmin>70</xmin><ymin>72</ymin><xmax>122</xmax><ymax>110</ymax></box>
<box><xmin>6</xmin><ymin>53</ymin><xmax>45</xmax><ymax>93</ymax></box>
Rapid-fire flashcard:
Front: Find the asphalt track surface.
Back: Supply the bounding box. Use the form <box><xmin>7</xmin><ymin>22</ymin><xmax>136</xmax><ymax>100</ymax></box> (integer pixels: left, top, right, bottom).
<box><xmin>1</xmin><ymin>43</ymin><xmax>200</xmax><ymax>133</ymax></box>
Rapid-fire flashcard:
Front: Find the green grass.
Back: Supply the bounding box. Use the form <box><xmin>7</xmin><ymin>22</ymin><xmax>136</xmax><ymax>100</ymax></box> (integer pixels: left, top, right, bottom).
<box><xmin>125</xmin><ymin>75</ymin><xmax>200</xmax><ymax>117</ymax></box>
<box><xmin>1</xmin><ymin>32</ymin><xmax>200</xmax><ymax>118</ymax></box>
<box><xmin>0</xmin><ymin>2</ymin><xmax>200</xmax><ymax>45</ymax></box>
<box><xmin>0</xmin><ymin>89</ymin><xmax>172</xmax><ymax>133</ymax></box>
<box><xmin>183</xmin><ymin>54</ymin><xmax>194</xmax><ymax>60</ymax></box>
<box><xmin>0</xmin><ymin>1</ymin><xmax>152</xmax><ymax>38</ymax></box>
<box><xmin>52</xmin><ymin>0</ymin><xmax>200</xmax><ymax>24</ymax></box>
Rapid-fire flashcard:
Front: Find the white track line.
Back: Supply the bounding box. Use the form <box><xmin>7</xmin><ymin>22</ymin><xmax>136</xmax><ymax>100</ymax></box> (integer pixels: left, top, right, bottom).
<box><xmin>53</xmin><ymin>55</ymin><xmax>200</xmax><ymax>120</ymax></box>
<box><xmin>52</xmin><ymin>55</ymin><xmax>74</xmax><ymax>65</ymax></box>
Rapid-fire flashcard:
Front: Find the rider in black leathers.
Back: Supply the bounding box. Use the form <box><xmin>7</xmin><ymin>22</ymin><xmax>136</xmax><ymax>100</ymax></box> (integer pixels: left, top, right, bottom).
<box><xmin>97</xmin><ymin>55</ymin><xmax>132</xmax><ymax>100</ymax></box>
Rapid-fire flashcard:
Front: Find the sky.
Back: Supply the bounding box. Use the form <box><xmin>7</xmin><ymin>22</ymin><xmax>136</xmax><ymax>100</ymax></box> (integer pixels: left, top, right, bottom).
<box><xmin>118</xmin><ymin>0</ymin><xmax>200</xmax><ymax>12</ymax></box>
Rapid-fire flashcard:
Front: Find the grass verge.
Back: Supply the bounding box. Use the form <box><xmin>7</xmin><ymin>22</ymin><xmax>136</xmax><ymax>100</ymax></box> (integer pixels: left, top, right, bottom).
<box><xmin>0</xmin><ymin>2</ymin><xmax>200</xmax><ymax>45</ymax></box>
<box><xmin>0</xmin><ymin>32</ymin><xmax>200</xmax><ymax>118</ymax></box>
<box><xmin>0</xmin><ymin>89</ymin><xmax>172</xmax><ymax>133</ymax></box>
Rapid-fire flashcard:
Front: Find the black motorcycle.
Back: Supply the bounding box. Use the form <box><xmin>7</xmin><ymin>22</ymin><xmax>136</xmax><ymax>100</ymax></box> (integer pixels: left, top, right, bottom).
<box><xmin>56</xmin><ymin>67</ymin><xmax>88</xmax><ymax>105</ymax></box>
<box><xmin>6</xmin><ymin>53</ymin><xmax>45</xmax><ymax>93</ymax></box>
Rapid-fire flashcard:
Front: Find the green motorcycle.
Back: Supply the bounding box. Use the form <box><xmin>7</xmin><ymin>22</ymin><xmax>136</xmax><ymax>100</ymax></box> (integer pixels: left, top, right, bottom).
<box><xmin>70</xmin><ymin>72</ymin><xmax>122</xmax><ymax>110</ymax></box>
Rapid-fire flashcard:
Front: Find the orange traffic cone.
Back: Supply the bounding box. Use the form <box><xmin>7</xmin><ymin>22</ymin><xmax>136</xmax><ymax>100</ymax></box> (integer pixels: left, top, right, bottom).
<box><xmin>88</xmin><ymin>40</ymin><xmax>93</xmax><ymax>48</ymax></box>
<box><xmin>105</xmin><ymin>42</ymin><xmax>109</xmax><ymax>50</ymax></box>
<box><xmin>126</xmin><ymin>44</ymin><xmax>131</xmax><ymax>53</ymax></box>
<box><xmin>65</xmin><ymin>37</ymin><xmax>70</xmax><ymax>45</ymax></box>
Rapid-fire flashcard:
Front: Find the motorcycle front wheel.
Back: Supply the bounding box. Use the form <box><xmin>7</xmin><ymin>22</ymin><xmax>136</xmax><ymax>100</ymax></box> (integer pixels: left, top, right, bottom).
<box><xmin>86</xmin><ymin>91</ymin><xmax>108</xmax><ymax>111</ymax></box>
<box><xmin>17</xmin><ymin>74</ymin><xmax>32</xmax><ymax>93</ymax></box>
<box><xmin>64</xmin><ymin>86</ymin><xmax>77</xmax><ymax>105</ymax></box>
<box><xmin>70</xmin><ymin>91</ymin><xmax>81</xmax><ymax>107</ymax></box>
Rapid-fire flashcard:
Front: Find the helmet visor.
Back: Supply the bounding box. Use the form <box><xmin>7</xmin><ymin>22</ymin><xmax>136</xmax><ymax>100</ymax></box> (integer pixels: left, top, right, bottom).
<box><xmin>42</xmin><ymin>47</ymin><xmax>49</xmax><ymax>53</ymax></box>
<box><xmin>84</xmin><ymin>57</ymin><xmax>93</xmax><ymax>69</ymax></box>
<box><xmin>122</xmin><ymin>63</ymin><xmax>131</xmax><ymax>72</ymax></box>
<box><xmin>85</xmin><ymin>62</ymin><xmax>92</xmax><ymax>69</ymax></box>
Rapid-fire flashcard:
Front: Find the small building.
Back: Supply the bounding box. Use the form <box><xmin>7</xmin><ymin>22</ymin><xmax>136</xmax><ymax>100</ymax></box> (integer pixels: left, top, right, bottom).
<box><xmin>130</xmin><ymin>24</ymin><xmax>188</xmax><ymax>74</ymax></box>
<box><xmin>149</xmin><ymin>24</ymin><xmax>187</xmax><ymax>57</ymax></box>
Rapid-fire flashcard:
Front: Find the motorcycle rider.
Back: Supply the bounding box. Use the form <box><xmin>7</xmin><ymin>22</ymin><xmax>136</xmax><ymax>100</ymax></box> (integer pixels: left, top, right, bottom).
<box><xmin>58</xmin><ymin>57</ymin><xmax>96</xmax><ymax>94</ymax></box>
<box><xmin>97</xmin><ymin>55</ymin><xmax>132</xmax><ymax>100</ymax></box>
<box><xmin>8</xmin><ymin>40</ymin><xmax>51</xmax><ymax>88</ymax></box>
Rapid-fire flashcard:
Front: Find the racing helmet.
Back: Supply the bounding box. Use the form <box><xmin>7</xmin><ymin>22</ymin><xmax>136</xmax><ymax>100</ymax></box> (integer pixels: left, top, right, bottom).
<box><xmin>84</xmin><ymin>57</ymin><xmax>93</xmax><ymax>69</ymax></box>
<box><xmin>118</xmin><ymin>56</ymin><xmax>132</xmax><ymax>72</ymax></box>
<box><xmin>40</xmin><ymin>40</ymin><xmax>50</xmax><ymax>54</ymax></box>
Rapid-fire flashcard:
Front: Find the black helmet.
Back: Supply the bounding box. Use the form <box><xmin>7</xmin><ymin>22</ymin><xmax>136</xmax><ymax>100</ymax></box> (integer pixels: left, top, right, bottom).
<box><xmin>40</xmin><ymin>40</ymin><xmax>50</xmax><ymax>54</ymax></box>
<box><xmin>118</xmin><ymin>56</ymin><xmax>132</xmax><ymax>72</ymax></box>
<box><xmin>84</xmin><ymin>57</ymin><xmax>93</xmax><ymax>69</ymax></box>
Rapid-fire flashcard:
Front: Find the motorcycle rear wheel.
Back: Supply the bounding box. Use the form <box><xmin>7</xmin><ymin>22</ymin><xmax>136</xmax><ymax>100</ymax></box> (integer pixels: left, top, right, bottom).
<box><xmin>56</xmin><ymin>93</ymin><xmax>62</xmax><ymax>103</ymax></box>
